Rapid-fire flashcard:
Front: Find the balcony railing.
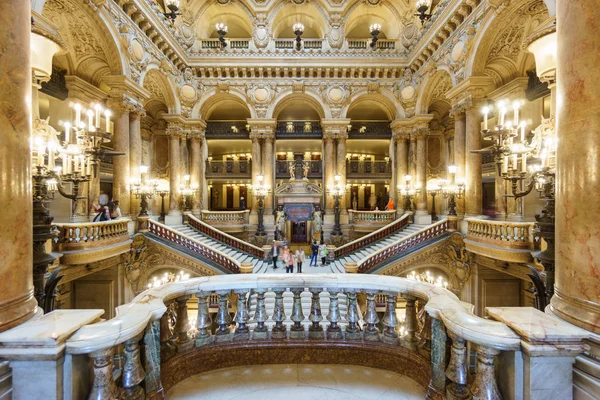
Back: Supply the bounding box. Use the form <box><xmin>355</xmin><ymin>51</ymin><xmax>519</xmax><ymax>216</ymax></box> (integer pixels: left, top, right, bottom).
<box><xmin>348</xmin><ymin>210</ymin><xmax>397</xmax><ymax>225</ymax></box>
<box><xmin>147</xmin><ymin>220</ymin><xmax>241</xmax><ymax>273</ymax></box>
<box><xmin>274</xmin><ymin>39</ymin><xmax>324</xmax><ymax>50</ymax></box>
<box><xmin>356</xmin><ymin>219</ymin><xmax>450</xmax><ymax>273</ymax></box>
<box><xmin>200</xmin><ymin>210</ymin><xmax>249</xmax><ymax>226</ymax></box>
<box><xmin>58</xmin><ymin>273</ymin><xmax>534</xmax><ymax>399</ymax></box>
<box><xmin>205</xmin><ymin>160</ymin><xmax>252</xmax><ymax>178</ymax></box>
<box><xmin>346</xmin><ymin>160</ymin><xmax>391</xmax><ymax>177</ymax></box>
<box><xmin>347</xmin><ymin>39</ymin><xmax>396</xmax><ymax>50</ymax></box>
<box><xmin>465</xmin><ymin>218</ymin><xmax>536</xmax><ymax>250</ymax></box>
<box><xmin>200</xmin><ymin>39</ymin><xmax>251</xmax><ymax>50</ymax></box>
<box><xmin>275</xmin><ymin>159</ymin><xmax>322</xmax><ymax>179</ymax></box>
<box><xmin>347</xmin><ymin>121</ymin><xmax>392</xmax><ymax>139</ymax></box>
<box><xmin>205</xmin><ymin>121</ymin><xmax>249</xmax><ymax>138</ymax></box>
<box><xmin>189</xmin><ymin>214</ymin><xmax>264</xmax><ymax>259</ymax></box>
<box><xmin>275</xmin><ymin>121</ymin><xmax>322</xmax><ymax>138</ymax></box>
<box><xmin>54</xmin><ymin>219</ymin><xmax>131</xmax><ymax>251</ymax></box>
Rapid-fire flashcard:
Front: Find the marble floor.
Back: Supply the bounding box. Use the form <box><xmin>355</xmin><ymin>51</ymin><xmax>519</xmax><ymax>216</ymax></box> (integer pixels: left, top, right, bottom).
<box><xmin>167</xmin><ymin>364</ymin><xmax>426</xmax><ymax>400</ymax></box>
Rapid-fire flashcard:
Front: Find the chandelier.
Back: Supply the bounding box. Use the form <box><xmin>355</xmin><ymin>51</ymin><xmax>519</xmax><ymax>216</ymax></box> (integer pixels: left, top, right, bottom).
<box><xmin>130</xmin><ymin>165</ymin><xmax>158</xmax><ymax>217</ymax></box>
<box><xmin>216</xmin><ymin>22</ymin><xmax>228</xmax><ymax>48</ymax></box>
<box><xmin>147</xmin><ymin>270</ymin><xmax>190</xmax><ymax>290</ymax></box>
<box><xmin>415</xmin><ymin>0</ymin><xmax>432</xmax><ymax>25</ymax></box>
<box><xmin>293</xmin><ymin>22</ymin><xmax>304</xmax><ymax>50</ymax></box>
<box><xmin>180</xmin><ymin>174</ymin><xmax>199</xmax><ymax>212</ymax></box>
<box><xmin>406</xmin><ymin>270</ymin><xmax>449</xmax><ymax>290</ymax></box>
<box><xmin>252</xmin><ymin>174</ymin><xmax>271</xmax><ymax>236</ymax></box>
<box><xmin>369</xmin><ymin>23</ymin><xmax>381</xmax><ymax>49</ymax></box>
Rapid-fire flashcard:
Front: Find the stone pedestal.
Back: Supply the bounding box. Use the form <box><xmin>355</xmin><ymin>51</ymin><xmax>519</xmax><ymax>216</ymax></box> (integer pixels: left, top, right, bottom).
<box><xmin>239</xmin><ymin>262</ymin><xmax>254</xmax><ymax>274</ymax></box>
<box><xmin>344</xmin><ymin>262</ymin><xmax>358</xmax><ymax>273</ymax></box>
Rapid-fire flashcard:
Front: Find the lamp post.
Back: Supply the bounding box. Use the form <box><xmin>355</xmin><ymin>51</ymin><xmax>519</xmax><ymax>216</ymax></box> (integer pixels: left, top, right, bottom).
<box><xmin>369</xmin><ymin>23</ymin><xmax>381</xmax><ymax>49</ymax></box>
<box><xmin>329</xmin><ymin>174</ymin><xmax>345</xmax><ymax>237</ymax></box>
<box><xmin>440</xmin><ymin>165</ymin><xmax>465</xmax><ymax>217</ymax></box>
<box><xmin>155</xmin><ymin>187</ymin><xmax>170</xmax><ymax>223</ymax></box>
<box><xmin>252</xmin><ymin>174</ymin><xmax>271</xmax><ymax>236</ymax></box>
<box><xmin>179</xmin><ymin>174</ymin><xmax>199</xmax><ymax>214</ymax></box>
<box><xmin>293</xmin><ymin>22</ymin><xmax>304</xmax><ymax>51</ymax></box>
<box><xmin>216</xmin><ymin>22</ymin><xmax>228</xmax><ymax>48</ymax></box>
<box><xmin>397</xmin><ymin>174</ymin><xmax>417</xmax><ymax>213</ymax></box>
<box><xmin>426</xmin><ymin>180</ymin><xmax>442</xmax><ymax>222</ymax></box>
<box><xmin>130</xmin><ymin>165</ymin><xmax>158</xmax><ymax>217</ymax></box>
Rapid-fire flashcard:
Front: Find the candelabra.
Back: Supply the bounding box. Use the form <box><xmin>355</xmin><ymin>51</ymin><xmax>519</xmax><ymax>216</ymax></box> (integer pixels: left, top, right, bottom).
<box><xmin>31</xmin><ymin>101</ymin><xmax>113</xmax><ymax>311</ymax></box>
<box><xmin>474</xmin><ymin>99</ymin><xmax>556</xmax><ymax>310</ymax></box>
<box><xmin>293</xmin><ymin>22</ymin><xmax>304</xmax><ymax>51</ymax></box>
<box><xmin>426</xmin><ymin>180</ymin><xmax>443</xmax><ymax>222</ymax></box>
<box><xmin>369</xmin><ymin>23</ymin><xmax>381</xmax><ymax>49</ymax></box>
<box><xmin>147</xmin><ymin>270</ymin><xmax>190</xmax><ymax>290</ymax></box>
<box><xmin>216</xmin><ymin>22</ymin><xmax>228</xmax><ymax>48</ymax></box>
<box><xmin>397</xmin><ymin>174</ymin><xmax>417</xmax><ymax>213</ymax></box>
<box><xmin>440</xmin><ymin>165</ymin><xmax>465</xmax><ymax>216</ymax></box>
<box><xmin>406</xmin><ymin>270</ymin><xmax>449</xmax><ymax>290</ymax></box>
<box><xmin>328</xmin><ymin>174</ymin><xmax>345</xmax><ymax>237</ymax></box>
<box><xmin>252</xmin><ymin>174</ymin><xmax>271</xmax><ymax>236</ymax></box>
<box><xmin>179</xmin><ymin>174</ymin><xmax>199</xmax><ymax>213</ymax></box>
<box><xmin>130</xmin><ymin>165</ymin><xmax>158</xmax><ymax>217</ymax></box>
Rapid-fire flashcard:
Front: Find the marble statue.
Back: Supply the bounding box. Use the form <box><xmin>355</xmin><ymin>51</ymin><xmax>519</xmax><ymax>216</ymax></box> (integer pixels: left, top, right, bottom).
<box><xmin>276</xmin><ymin>208</ymin><xmax>286</xmax><ymax>236</ymax></box>
<box><xmin>302</xmin><ymin>161</ymin><xmax>310</xmax><ymax>179</ymax></box>
<box><xmin>312</xmin><ymin>209</ymin><xmax>323</xmax><ymax>238</ymax></box>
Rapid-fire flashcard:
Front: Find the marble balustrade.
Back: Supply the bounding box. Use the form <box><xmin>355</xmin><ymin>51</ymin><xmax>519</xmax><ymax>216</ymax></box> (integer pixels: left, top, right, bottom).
<box><xmin>200</xmin><ymin>210</ymin><xmax>250</xmax><ymax>225</ymax></box>
<box><xmin>465</xmin><ymin>218</ymin><xmax>536</xmax><ymax>250</ymax></box>
<box><xmin>54</xmin><ymin>219</ymin><xmax>131</xmax><ymax>251</ymax></box>
<box><xmin>348</xmin><ymin>209</ymin><xmax>397</xmax><ymax>225</ymax></box>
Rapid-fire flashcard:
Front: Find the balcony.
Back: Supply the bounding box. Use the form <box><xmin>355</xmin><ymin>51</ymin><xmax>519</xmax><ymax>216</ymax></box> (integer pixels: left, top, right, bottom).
<box><xmin>205</xmin><ymin>160</ymin><xmax>252</xmax><ymax>179</ymax></box>
<box><xmin>349</xmin><ymin>210</ymin><xmax>397</xmax><ymax>234</ymax></box>
<box><xmin>347</xmin><ymin>122</ymin><xmax>392</xmax><ymax>139</ymax></box>
<box><xmin>346</xmin><ymin>159</ymin><xmax>391</xmax><ymax>178</ymax></box>
<box><xmin>205</xmin><ymin>121</ymin><xmax>249</xmax><ymax>139</ymax></box>
<box><xmin>347</xmin><ymin>39</ymin><xmax>395</xmax><ymax>50</ymax></box>
<box><xmin>275</xmin><ymin>159</ymin><xmax>322</xmax><ymax>179</ymax></box>
<box><xmin>464</xmin><ymin>218</ymin><xmax>537</xmax><ymax>263</ymax></box>
<box><xmin>275</xmin><ymin>121</ymin><xmax>322</xmax><ymax>139</ymax></box>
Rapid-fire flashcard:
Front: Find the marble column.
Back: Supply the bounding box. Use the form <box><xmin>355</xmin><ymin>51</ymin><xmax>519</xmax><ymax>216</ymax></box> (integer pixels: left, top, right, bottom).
<box><xmin>415</xmin><ymin>132</ymin><xmax>430</xmax><ymax>224</ymax></box>
<box><xmin>250</xmin><ymin>135</ymin><xmax>262</xmax><ymax>216</ymax></box>
<box><xmin>189</xmin><ymin>135</ymin><xmax>201</xmax><ymax>215</ymax></box>
<box><xmin>464</xmin><ymin>107</ymin><xmax>482</xmax><ymax>217</ymax></box>
<box><xmin>112</xmin><ymin>107</ymin><xmax>131</xmax><ymax>216</ymax></box>
<box><xmin>200</xmin><ymin>137</ymin><xmax>208</xmax><ymax>210</ymax></box>
<box><xmin>0</xmin><ymin>0</ymin><xmax>38</xmax><ymax>331</ymax></box>
<box><xmin>336</xmin><ymin>136</ymin><xmax>347</xmax><ymax>210</ymax></box>
<box><xmin>453</xmin><ymin>111</ymin><xmax>466</xmax><ymax>217</ymax></box>
<box><xmin>323</xmin><ymin>136</ymin><xmax>336</xmax><ymax>213</ymax></box>
<box><xmin>168</xmin><ymin>131</ymin><xmax>182</xmax><ymax>216</ymax></box>
<box><xmin>396</xmin><ymin>135</ymin><xmax>409</xmax><ymax>212</ymax></box>
<box><xmin>409</xmin><ymin>135</ymin><xmax>417</xmax><ymax>178</ymax></box>
<box><xmin>263</xmin><ymin>135</ymin><xmax>274</xmax><ymax>214</ymax></box>
<box><xmin>129</xmin><ymin>110</ymin><xmax>142</xmax><ymax>219</ymax></box>
<box><xmin>550</xmin><ymin>1</ymin><xmax>600</xmax><ymax>333</ymax></box>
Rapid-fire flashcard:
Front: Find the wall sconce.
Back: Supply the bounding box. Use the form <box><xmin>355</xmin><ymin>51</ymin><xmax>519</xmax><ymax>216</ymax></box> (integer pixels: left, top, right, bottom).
<box><xmin>293</xmin><ymin>22</ymin><xmax>304</xmax><ymax>50</ymax></box>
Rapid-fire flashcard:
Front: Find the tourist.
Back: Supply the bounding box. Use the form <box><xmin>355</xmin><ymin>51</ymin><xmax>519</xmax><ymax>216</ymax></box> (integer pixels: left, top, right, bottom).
<box><xmin>93</xmin><ymin>205</ymin><xmax>111</xmax><ymax>222</ymax></box>
<box><xmin>295</xmin><ymin>247</ymin><xmax>305</xmax><ymax>273</ymax></box>
<box><xmin>319</xmin><ymin>243</ymin><xmax>328</xmax><ymax>267</ymax></box>
<box><xmin>385</xmin><ymin>198</ymin><xmax>395</xmax><ymax>211</ymax></box>
<box><xmin>272</xmin><ymin>243</ymin><xmax>279</xmax><ymax>269</ymax></box>
<box><xmin>109</xmin><ymin>200</ymin><xmax>122</xmax><ymax>219</ymax></box>
<box><xmin>282</xmin><ymin>246</ymin><xmax>293</xmax><ymax>273</ymax></box>
<box><xmin>239</xmin><ymin>196</ymin><xmax>246</xmax><ymax>210</ymax></box>
<box><xmin>310</xmin><ymin>241</ymin><xmax>319</xmax><ymax>266</ymax></box>
<box><xmin>369</xmin><ymin>192</ymin><xmax>377</xmax><ymax>210</ymax></box>
<box><xmin>99</xmin><ymin>190</ymin><xmax>109</xmax><ymax>207</ymax></box>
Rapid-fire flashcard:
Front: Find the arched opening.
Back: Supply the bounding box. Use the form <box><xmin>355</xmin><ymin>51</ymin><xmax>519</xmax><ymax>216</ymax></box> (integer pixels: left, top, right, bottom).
<box><xmin>271</xmin><ymin>3</ymin><xmax>326</xmax><ymax>38</ymax></box>
<box><xmin>192</xmin><ymin>3</ymin><xmax>252</xmax><ymax>39</ymax></box>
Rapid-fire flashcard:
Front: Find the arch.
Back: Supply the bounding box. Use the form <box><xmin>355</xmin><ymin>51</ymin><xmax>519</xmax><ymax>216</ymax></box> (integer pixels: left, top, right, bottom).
<box><xmin>341</xmin><ymin>89</ymin><xmax>404</xmax><ymax>120</ymax></box>
<box><xmin>270</xmin><ymin>2</ymin><xmax>327</xmax><ymax>38</ymax></box>
<box><xmin>344</xmin><ymin>2</ymin><xmax>403</xmax><ymax>39</ymax></box>
<box><xmin>193</xmin><ymin>89</ymin><xmax>256</xmax><ymax>120</ymax></box>
<box><xmin>140</xmin><ymin>66</ymin><xmax>180</xmax><ymax>115</ymax></box>
<box><xmin>192</xmin><ymin>1</ymin><xmax>253</xmax><ymax>38</ymax></box>
<box><xmin>415</xmin><ymin>69</ymin><xmax>454</xmax><ymax>115</ymax></box>
<box><xmin>268</xmin><ymin>90</ymin><xmax>330</xmax><ymax>120</ymax></box>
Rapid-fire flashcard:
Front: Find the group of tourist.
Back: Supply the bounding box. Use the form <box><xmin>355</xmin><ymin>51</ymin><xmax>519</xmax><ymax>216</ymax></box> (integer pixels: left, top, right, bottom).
<box><xmin>91</xmin><ymin>190</ymin><xmax>122</xmax><ymax>222</ymax></box>
<box><xmin>271</xmin><ymin>241</ymin><xmax>330</xmax><ymax>273</ymax></box>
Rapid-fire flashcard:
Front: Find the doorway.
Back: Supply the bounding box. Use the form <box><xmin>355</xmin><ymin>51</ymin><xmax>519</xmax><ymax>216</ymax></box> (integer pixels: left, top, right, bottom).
<box><xmin>290</xmin><ymin>221</ymin><xmax>307</xmax><ymax>243</ymax></box>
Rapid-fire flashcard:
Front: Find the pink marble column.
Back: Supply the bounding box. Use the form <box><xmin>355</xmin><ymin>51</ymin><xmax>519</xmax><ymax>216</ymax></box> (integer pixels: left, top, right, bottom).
<box><xmin>323</xmin><ymin>136</ymin><xmax>336</xmax><ymax>213</ymax></box>
<box><xmin>112</xmin><ymin>107</ymin><xmax>130</xmax><ymax>215</ymax></box>
<box><xmin>168</xmin><ymin>132</ymin><xmax>182</xmax><ymax>215</ymax></box>
<box><xmin>263</xmin><ymin>135</ymin><xmax>274</xmax><ymax>214</ymax></box>
<box><xmin>550</xmin><ymin>1</ymin><xmax>600</xmax><ymax>333</ymax></box>
<box><xmin>464</xmin><ymin>107</ymin><xmax>482</xmax><ymax>216</ymax></box>
<box><xmin>250</xmin><ymin>135</ymin><xmax>262</xmax><ymax>215</ymax></box>
<box><xmin>453</xmin><ymin>111</ymin><xmax>466</xmax><ymax>216</ymax></box>
<box><xmin>189</xmin><ymin>135</ymin><xmax>201</xmax><ymax>215</ymax></box>
<box><xmin>0</xmin><ymin>0</ymin><xmax>38</xmax><ymax>331</ymax></box>
<box><xmin>396</xmin><ymin>135</ymin><xmax>409</xmax><ymax>211</ymax></box>
<box><xmin>129</xmin><ymin>110</ymin><xmax>142</xmax><ymax>218</ymax></box>
<box><xmin>336</xmin><ymin>136</ymin><xmax>347</xmax><ymax>209</ymax></box>
<box><xmin>415</xmin><ymin>132</ymin><xmax>428</xmax><ymax>214</ymax></box>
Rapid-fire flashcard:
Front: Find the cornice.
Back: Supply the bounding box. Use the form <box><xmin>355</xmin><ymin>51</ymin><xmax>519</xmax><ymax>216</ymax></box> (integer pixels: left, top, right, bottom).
<box><xmin>102</xmin><ymin>75</ymin><xmax>152</xmax><ymax>104</ymax></box>
<box><xmin>487</xmin><ymin>77</ymin><xmax>529</xmax><ymax>101</ymax></box>
<box><xmin>445</xmin><ymin>75</ymin><xmax>495</xmax><ymax>109</ymax></box>
<box><xmin>65</xmin><ymin>76</ymin><xmax>108</xmax><ymax>104</ymax></box>
<box><xmin>390</xmin><ymin>114</ymin><xmax>434</xmax><ymax>136</ymax></box>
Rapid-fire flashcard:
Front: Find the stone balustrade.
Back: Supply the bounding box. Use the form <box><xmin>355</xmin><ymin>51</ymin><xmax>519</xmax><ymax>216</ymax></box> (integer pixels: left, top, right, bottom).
<box><xmin>54</xmin><ymin>219</ymin><xmax>131</xmax><ymax>251</ymax></box>
<box><xmin>349</xmin><ymin>210</ymin><xmax>397</xmax><ymax>225</ymax></box>
<box><xmin>188</xmin><ymin>214</ymin><xmax>264</xmax><ymax>259</ymax></box>
<box><xmin>200</xmin><ymin>210</ymin><xmax>250</xmax><ymax>226</ymax></box>
<box><xmin>465</xmin><ymin>218</ymin><xmax>536</xmax><ymax>250</ymax></box>
<box><xmin>147</xmin><ymin>219</ymin><xmax>241</xmax><ymax>273</ymax></box>
<box><xmin>335</xmin><ymin>213</ymin><xmax>410</xmax><ymax>258</ymax></box>
<box><xmin>356</xmin><ymin>219</ymin><xmax>450</xmax><ymax>273</ymax></box>
<box><xmin>0</xmin><ymin>274</ymin><xmax>589</xmax><ymax>399</ymax></box>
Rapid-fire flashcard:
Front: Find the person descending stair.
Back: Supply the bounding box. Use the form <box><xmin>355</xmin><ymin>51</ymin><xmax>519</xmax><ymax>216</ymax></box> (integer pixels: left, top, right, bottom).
<box><xmin>319</xmin><ymin>243</ymin><xmax>328</xmax><ymax>267</ymax></box>
<box><xmin>272</xmin><ymin>243</ymin><xmax>279</xmax><ymax>269</ymax></box>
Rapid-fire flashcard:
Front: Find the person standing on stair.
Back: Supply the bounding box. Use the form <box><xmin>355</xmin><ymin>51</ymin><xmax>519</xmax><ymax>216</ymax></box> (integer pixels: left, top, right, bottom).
<box><xmin>272</xmin><ymin>243</ymin><xmax>279</xmax><ymax>269</ymax></box>
<box><xmin>319</xmin><ymin>243</ymin><xmax>328</xmax><ymax>267</ymax></box>
<box><xmin>295</xmin><ymin>247</ymin><xmax>305</xmax><ymax>273</ymax></box>
<box><xmin>310</xmin><ymin>241</ymin><xmax>319</xmax><ymax>267</ymax></box>
<box><xmin>283</xmin><ymin>246</ymin><xmax>293</xmax><ymax>273</ymax></box>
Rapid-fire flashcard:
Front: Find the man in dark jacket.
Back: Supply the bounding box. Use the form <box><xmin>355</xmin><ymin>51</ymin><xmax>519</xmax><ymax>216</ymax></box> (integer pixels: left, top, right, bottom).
<box><xmin>310</xmin><ymin>241</ymin><xmax>319</xmax><ymax>267</ymax></box>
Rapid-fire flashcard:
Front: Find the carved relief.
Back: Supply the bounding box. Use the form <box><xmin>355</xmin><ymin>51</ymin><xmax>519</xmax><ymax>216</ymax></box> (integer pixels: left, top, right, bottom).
<box><xmin>326</xmin><ymin>14</ymin><xmax>344</xmax><ymax>49</ymax></box>
<box><xmin>252</xmin><ymin>14</ymin><xmax>270</xmax><ymax>49</ymax></box>
<box><xmin>247</xmin><ymin>84</ymin><xmax>275</xmax><ymax>118</ymax></box>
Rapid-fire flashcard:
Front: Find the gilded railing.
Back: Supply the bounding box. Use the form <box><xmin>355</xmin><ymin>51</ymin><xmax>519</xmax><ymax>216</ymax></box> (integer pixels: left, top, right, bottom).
<box><xmin>200</xmin><ymin>210</ymin><xmax>250</xmax><ymax>226</ymax></box>
<box><xmin>346</xmin><ymin>159</ymin><xmax>392</xmax><ymax>176</ymax></box>
<box><xmin>356</xmin><ymin>220</ymin><xmax>449</xmax><ymax>273</ymax></box>
<box><xmin>188</xmin><ymin>214</ymin><xmax>264</xmax><ymax>259</ymax></box>
<box><xmin>147</xmin><ymin>220</ymin><xmax>241</xmax><ymax>273</ymax></box>
<box><xmin>54</xmin><ymin>219</ymin><xmax>131</xmax><ymax>251</ymax></box>
<box><xmin>205</xmin><ymin>160</ymin><xmax>252</xmax><ymax>177</ymax></box>
<box><xmin>335</xmin><ymin>213</ymin><xmax>409</xmax><ymax>258</ymax></box>
<box><xmin>349</xmin><ymin>210</ymin><xmax>397</xmax><ymax>225</ymax></box>
<box><xmin>465</xmin><ymin>218</ymin><xmax>536</xmax><ymax>250</ymax></box>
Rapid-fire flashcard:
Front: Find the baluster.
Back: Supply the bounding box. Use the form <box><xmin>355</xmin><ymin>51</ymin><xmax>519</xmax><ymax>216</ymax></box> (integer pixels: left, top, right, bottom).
<box><xmin>308</xmin><ymin>289</ymin><xmax>324</xmax><ymax>339</ymax></box>
<box><xmin>122</xmin><ymin>332</ymin><xmax>146</xmax><ymax>399</ymax></box>
<box><xmin>326</xmin><ymin>289</ymin><xmax>342</xmax><ymax>340</ymax></box>
<box><xmin>142</xmin><ymin>318</ymin><xmax>164</xmax><ymax>398</ymax></box>
<box><xmin>195</xmin><ymin>291</ymin><xmax>213</xmax><ymax>346</ymax></box>
<box><xmin>271</xmin><ymin>289</ymin><xmax>287</xmax><ymax>339</ymax></box>
<box><xmin>290</xmin><ymin>288</ymin><xmax>306</xmax><ymax>339</ymax></box>
<box><xmin>403</xmin><ymin>295</ymin><xmax>418</xmax><ymax>350</ymax></box>
<box><xmin>428</xmin><ymin>317</ymin><xmax>448</xmax><ymax>397</ymax></box>
<box><xmin>363</xmin><ymin>290</ymin><xmax>380</xmax><ymax>341</ymax></box>
<box><xmin>470</xmin><ymin>345</ymin><xmax>502</xmax><ymax>400</ymax></box>
<box><xmin>215</xmin><ymin>290</ymin><xmax>233</xmax><ymax>341</ymax></box>
<box><xmin>381</xmin><ymin>292</ymin><xmax>399</xmax><ymax>345</ymax></box>
<box><xmin>345</xmin><ymin>290</ymin><xmax>361</xmax><ymax>340</ymax></box>
<box><xmin>233</xmin><ymin>289</ymin><xmax>250</xmax><ymax>340</ymax></box>
<box><xmin>445</xmin><ymin>332</ymin><xmax>469</xmax><ymax>399</ymax></box>
<box><xmin>252</xmin><ymin>289</ymin><xmax>268</xmax><ymax>340</ymax></box>
<box><xmin>159</xmin><ymin>305</ymin><xmax>176</xmax><ymax>362</ymax></box>
<box><xmin>88</xmin><ymin>347</ymin><xmax>119</xmax><ymax>400</ymax></box>
<box><xmin>173</xmin><ymin>296</ymin><xmax>193</xmax><ymax>352</ymax></box>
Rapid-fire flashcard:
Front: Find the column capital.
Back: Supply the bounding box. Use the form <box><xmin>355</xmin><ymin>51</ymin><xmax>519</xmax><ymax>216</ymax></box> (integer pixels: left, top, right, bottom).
<box><xmin>391</xmin><ymin>115</ymin><xmax>433</xmax><ymax>139</ymax></box>
<box><xmin>321</xmin><ymin>118</ymin><xmax>350</xmax><ymax>140</ymax></box>
<box><xmin>445</xmin><ymin>76</ymin><xmax>495</xmax><ymax>112</ymax></box>
<box><xmin>103</xmin><ymin>75</ymin><xmax>150</xmax><ymax>113</ymax></box>
<box><xmin>247</xmin><ymin>118</ymin><xmax>276</xmax><ymax>139</ymax></box>
<box><xmin>165</xmin><ymin>123</ymin><xmax>184</xmax><ymax>138</ymax></box>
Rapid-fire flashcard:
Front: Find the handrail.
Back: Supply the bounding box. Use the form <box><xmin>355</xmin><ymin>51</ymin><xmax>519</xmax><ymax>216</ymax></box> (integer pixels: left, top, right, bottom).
<box><xmin>357</xmin><ymin>219</ymin><xmax>450</xmax><ymax>273</ymax></box>
<box><xmin>465</xmin><ymin>218</ymin><xmax>536</xmax><ymax>250</ymax></box>
<box><xmin>349</xmin><ymin>209</ymin><xmax>397</xmax><ymax>224</ymax></box>
<box><xmin>188</xmin><ymin>214</ymin><xmax>264</xmax><ymax>259</ymax></box>
<box><xmin>147</xmin><ymin>220</ymin><xmax>241</xmax><ymax>273</ymax></box>
<box><xmin>200</xmin><ymin>210</ymin><xmax>250</xmax><ymax>225</ymax></box>
<box><xmin>65</xmin><ymin>273</ymin><xmax>520</xmax><ymax>355</ymax></box>
<box><xmin>53</xmin><ymin>218</ymin><xmax>131</xmax><ymax>251</ymax></box>
<box><xmin>335</xmin><ymin>213</ymin><xmax>409</xmax><ymax>258</ymax></box>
